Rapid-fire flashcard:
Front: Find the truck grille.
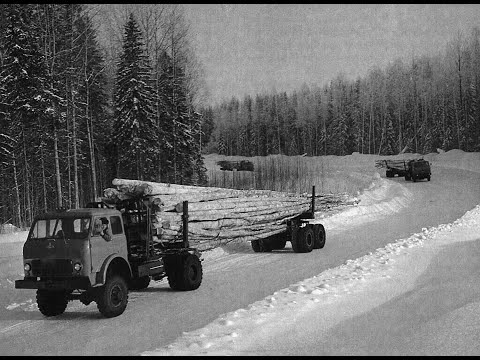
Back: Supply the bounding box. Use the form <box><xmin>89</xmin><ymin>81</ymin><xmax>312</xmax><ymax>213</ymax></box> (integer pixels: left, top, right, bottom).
<box><xmin>31</xmin><ymin>259</ymin><xmax>73</xmax><ymax>277</ymax></box>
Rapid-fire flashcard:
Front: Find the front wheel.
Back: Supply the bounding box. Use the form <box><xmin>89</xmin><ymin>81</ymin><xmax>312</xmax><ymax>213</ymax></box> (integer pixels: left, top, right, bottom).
<box><xmin>427</xmin><ymin>175</ymin><xmax>431</xmax><ymax>181</ymax></box>
<box><xmin>36</xmin><ymin>289</ymin><xmax>69</xmax><ymax>317</ymax></box>
<box><xmin>96</xmin><ymin>275</ymin><xmax>129</xmax><ymax>318</ymax></box>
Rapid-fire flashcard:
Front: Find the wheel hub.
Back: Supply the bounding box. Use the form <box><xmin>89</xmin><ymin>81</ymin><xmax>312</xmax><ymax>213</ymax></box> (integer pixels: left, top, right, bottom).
<box><xmin>110</xmin><ymin>285</ymin><xmax>124</xmax><ymax>306</ymax></box>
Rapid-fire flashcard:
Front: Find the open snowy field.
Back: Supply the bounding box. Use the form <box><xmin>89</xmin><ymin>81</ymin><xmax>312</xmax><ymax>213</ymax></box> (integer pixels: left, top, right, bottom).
<box><xmin>0</xmin><ymin>149</ymin><xmax>479</xmax><ymax>356</ymax></box>
<box><xmin>142</xmin><ymin>149</ymin><xmax>480</xmax><ymax>356</ymax></box>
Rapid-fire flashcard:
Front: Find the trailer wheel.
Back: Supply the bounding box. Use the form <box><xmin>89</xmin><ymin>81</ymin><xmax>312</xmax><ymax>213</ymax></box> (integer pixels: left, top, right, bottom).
<box><xmin>386</xmin><ymin>170</ymin><xmax>393</xmax><ymax>178</ymax></box>
<box><xmin>165</xmin><ymin>254</ymin><xmax>203</xmax><ymax>291</ymax></box>
<box><xmin>251</xmin><ymin>239</ymin><xmax>272</xmax><ymax>252</ymax></box>
<box><xmin>405</xmin><ymin>174</ymin><xmax>411</xmax><ymax>181</ymax></box>
<box><xmin>313</xmin><ymin>224</ymin><xmax>326</xmax><ymax>249</ymax></box>
<box><xmin>36</xmin><ymin>289</ymin><xmax>69</xmax><ymax>317</ymax></box>
<box><xmin>96</xmin><ymin>275</ymin><xmax>129</xmax><ymax>318</ymax></box>
<box><xmin>271</xmin><ymin>237</ymin><xmax>287</xmax><ymax>250</ymax></box>
<box><xmin>292</xmin><ymin>225</ymin><xmax>315</xmax><ymax>253</ymax></box>
<box><xmin>129</xmin><ymin>276</ymin><xmax>150</xmax><ymax>290</ymax></box>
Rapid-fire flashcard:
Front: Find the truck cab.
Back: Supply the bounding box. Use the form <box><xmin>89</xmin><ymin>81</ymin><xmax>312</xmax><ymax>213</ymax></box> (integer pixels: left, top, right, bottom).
<box><xmin>405</xmin><ymin>159</ymin><xmax>431</xmax><ymax>182</ymax></box>
<box><xmin>17</xmin><ymin>208</ymin><xmax>130</xmax><ymax>289</ymax></box>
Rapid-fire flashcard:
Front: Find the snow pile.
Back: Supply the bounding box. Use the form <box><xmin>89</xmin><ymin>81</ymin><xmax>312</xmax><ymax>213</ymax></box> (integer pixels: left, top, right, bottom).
<box><xmin>425</xmin><ymin>149</ymin><xmax>480</xmax><ymax>173</ymax></box>
<box><xmin>0</xmin><ymin>230</ymin><xmax>28</xmax><ymax>244</ymax></box>
<box><xmin>141</xmin><ymin>204</ymin><xmax>480</xmax><ymax>356</ymax></box>
<box><xmin>0</xmin><ymin>223</ymin><xmax>20</xmax><ymax>234</ymax></box>
<box><xmin>314</xmin><ymin>172</ymin><xmax>413</xmax><ymax>230</ymax></box>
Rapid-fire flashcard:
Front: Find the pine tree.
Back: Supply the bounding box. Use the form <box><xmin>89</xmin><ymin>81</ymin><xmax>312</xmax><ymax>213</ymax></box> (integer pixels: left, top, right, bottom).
<box><xmin>113</xmin><ymin>13</ymin><xmax>158</xmax><ymax>180</ymax></box>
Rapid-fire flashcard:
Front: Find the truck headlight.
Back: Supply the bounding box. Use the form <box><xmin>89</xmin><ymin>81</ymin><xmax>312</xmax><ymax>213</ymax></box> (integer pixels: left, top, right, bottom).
<box><xmin>74</xmin><ymin>263</ymin><xmax>82</xmax><ymax>271</ymax></box>
<box><xmin>24</xmin><ymin>263</ymin><xmax>31</xmax><ymax>272</ymax></box>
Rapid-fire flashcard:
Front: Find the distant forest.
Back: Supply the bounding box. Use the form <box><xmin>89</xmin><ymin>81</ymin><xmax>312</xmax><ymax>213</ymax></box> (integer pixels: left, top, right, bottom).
<box><xmin>1</xmin><ymin>3</ymin><xmax>480</xmax><ymax>228</ymax></box>
<box><xmin>199</xmin><ymin>28</ymin><xmax>480</xmax><ymax>158</ymax></box>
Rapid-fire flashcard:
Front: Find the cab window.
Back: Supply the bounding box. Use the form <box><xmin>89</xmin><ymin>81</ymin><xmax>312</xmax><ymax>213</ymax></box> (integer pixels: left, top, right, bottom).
<box><xmin>110</xmin><ymin>216</ymin><xmax>123</xmax><ymax>235</ymax></box>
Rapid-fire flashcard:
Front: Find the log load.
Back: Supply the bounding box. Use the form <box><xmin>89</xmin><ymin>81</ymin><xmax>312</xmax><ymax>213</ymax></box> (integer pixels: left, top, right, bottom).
<box><xmin>103</xmin><ymin>178</ymin><xmax>359</xmax><ymax>252</ymax></box>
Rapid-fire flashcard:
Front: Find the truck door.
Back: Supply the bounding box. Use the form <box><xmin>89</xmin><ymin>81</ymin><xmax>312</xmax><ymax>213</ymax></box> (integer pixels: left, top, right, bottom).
<box><xmin>90</xmin><ymin>215</ymin><xmax>125</xmax><ymax>273</ymax></box>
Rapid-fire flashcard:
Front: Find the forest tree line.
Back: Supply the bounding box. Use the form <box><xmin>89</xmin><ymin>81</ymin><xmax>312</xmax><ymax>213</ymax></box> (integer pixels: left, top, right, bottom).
<box><xmin>200</xmin><ymin>28</ymin><xmax>480</xmax><ymax>158</ymax></box>
<box><xmin>0</xmin><ymin>4</ymin><xmax>206</xmax><ymax>228</ymax></box>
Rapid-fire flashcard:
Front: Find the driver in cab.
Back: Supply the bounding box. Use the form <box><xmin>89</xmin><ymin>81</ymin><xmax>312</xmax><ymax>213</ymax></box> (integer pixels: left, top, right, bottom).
<box><xmin>93</xmin><ymin>217</ymin><xmax>112</xmax><ymax>241</ymax></box>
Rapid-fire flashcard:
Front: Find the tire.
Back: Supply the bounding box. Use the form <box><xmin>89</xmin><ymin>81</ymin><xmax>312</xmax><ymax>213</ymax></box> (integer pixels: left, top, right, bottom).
<box><xmin>251</xmin><ymin>239</ymin><xmax>272</xmax><ymax>252</ymax></box>
<box><xmin>96</xmin><ymin>275</ymin><xmax>129</xmax><ymax>318</ymax></box>
<box><xmin>292</xmin><ymin>225</ymin><xmax>315</xmax><ymax>253</ymax></box>
<box><xmin>271</xmin><ymin>237</ymin><xmax>287</xmax><ymax>250</ymax></box>
<box><xmin>427</xmin><ymin>175</ymin><xmax>431</xmax><ymax>181</ymax></box>
<box><xmin>266</xmin><ymin>233</ymin><xmax>288</xmax><ymax>250</ymax></box>
<box><xmin>313</xmin><ymin>224</ymin><xmax>326</xmax><ymax>249</ymax></box>
<box><xmin>129</xmin><ymin>276</ymin><xmax>150</xmax><ymax>290</ymax></box>
<box><xmin>36</xmin><ymin>289</ymin><xmax>68</xmax><ymax>317</ymax></box>
<box><xmin>165</xmin><ymin>254</ymin><xmax>203</xmax><ymax>291</ymax></box>
<box><xmin>412</xmin><ymin>175</ymin><xmax>416</xmax><ymax>182</ymax></box>
<box><xmin>405</xmin><ymin>174</ymin><xmax>411</xmax><ymax>181</ymax></box>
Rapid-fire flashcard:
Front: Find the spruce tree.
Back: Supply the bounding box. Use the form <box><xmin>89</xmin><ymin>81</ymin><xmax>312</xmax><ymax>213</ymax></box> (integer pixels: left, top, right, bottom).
<box><xmin>113</xmin><ymin>13</ymin><xmax>158</xmax><ymax>180</ymax></box>
<box><xmin>0</xmin><ymin>4</ymin><xmax>52</xmax><ymax>225</ymax></box>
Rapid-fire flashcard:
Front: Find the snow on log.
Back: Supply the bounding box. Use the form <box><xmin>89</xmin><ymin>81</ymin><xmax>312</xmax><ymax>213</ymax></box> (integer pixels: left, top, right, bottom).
<box><xmin>103</xmin><ymin>178</ymin><xmax>359</xmax><ymax>251</ymax></box>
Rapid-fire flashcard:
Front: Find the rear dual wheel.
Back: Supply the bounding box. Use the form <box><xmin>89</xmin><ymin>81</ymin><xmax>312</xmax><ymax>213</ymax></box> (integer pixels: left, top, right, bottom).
<box><xmin>313</xmin><ymin>224</ymin><xmax>326</xmax><ymax>249</ymax></box>
<box><xmin>292</xmin><ymin>225</ymin><xmax>315</xmax><ymax>253</ymax></box>
<box><xmin>129</xmin><ymin>276</ymin><xmax>150</xmax><ymax>290</ymax></box>
<box><xmin>251</xmin><ymin>233</ymin><xmax>287</xmax><ymax>252</ymax></box>
<box><xmin>164</xmin><ymin>253</ymin><xmax>203</xmax><ymax>291</ymax></box>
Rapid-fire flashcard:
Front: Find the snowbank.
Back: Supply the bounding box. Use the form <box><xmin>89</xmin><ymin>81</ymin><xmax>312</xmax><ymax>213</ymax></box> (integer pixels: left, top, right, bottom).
<box><xmin>141</xmin><ymin>204</ymin><xmax>480</xmax><ymax>356</ymax></box>
<box><xmin>0</xmin><ymin>230</ymin><xmax>28</xmax><ymax>244</ymax></box>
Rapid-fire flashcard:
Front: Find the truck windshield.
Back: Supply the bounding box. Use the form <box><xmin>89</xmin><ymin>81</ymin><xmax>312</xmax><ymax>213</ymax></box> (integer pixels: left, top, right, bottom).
<box><xmin>30</xmin><ymin>217</ymin><xmax>91</xmax><ymax>240</ymax></box>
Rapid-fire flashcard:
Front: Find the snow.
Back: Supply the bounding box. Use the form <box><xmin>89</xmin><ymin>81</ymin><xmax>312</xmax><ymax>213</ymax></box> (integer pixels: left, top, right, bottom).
<box><xmin>140</xmin><ymin>151</ymin><xmax>480</xmax><ymax>356</ymax></box>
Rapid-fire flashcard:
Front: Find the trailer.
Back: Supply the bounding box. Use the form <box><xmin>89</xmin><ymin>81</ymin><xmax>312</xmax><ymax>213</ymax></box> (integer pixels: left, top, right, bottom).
<box><xmin>375</xmin><ymin>159</ymin><xmax>410</xmax><ymax>178</ymax></box>
<box><xmin>250</xmin><ymin>186</ymin><xmax>326</xmax><ymax>253</ymax></box>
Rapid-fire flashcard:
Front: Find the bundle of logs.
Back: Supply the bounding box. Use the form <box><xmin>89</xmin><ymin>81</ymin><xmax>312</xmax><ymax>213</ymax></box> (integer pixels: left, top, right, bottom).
<box><xmin>103</xmin><ymin>178</ymin><xmax>359</xmax><ymax>252</ymax></box>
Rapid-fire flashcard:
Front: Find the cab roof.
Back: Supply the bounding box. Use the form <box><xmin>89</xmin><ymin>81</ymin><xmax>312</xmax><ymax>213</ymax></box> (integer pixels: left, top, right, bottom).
<box><xmin>34</xmin><ymin>208</ymin><xmax>121</xmax><ymax>220</ymax></box>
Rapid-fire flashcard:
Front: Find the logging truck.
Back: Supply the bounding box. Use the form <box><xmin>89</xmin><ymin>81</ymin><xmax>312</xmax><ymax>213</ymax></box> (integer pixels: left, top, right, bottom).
<box><xmin>15</xmin><ymin>197</ymin><xmax>202</xmax><ymax>318</ymax></box>
<box><xmin>250</xmin><ymin>186</ymin><xmax>326</xmax><ymax>253</ymax></box>
<box><xmin>217</xmin><ymin>160</ymin><xmax>254</xmax><ymax>171</ymax></box>
<box><xmin>375</xmin><ymin>158</ymin><xmax>431</xmax><ymax>182</ymax></box>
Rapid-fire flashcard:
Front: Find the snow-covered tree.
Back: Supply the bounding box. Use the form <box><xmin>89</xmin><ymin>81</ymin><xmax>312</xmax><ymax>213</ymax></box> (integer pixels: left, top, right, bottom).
<box><xmin>0</xmin><ymin>4</ymin><xmax>53</xmax><ymax>225</ymax></box>
<box><xmin>113</xmin><ymin>13</ymin><xmax>158</xmax><ymax>180</ymax></box>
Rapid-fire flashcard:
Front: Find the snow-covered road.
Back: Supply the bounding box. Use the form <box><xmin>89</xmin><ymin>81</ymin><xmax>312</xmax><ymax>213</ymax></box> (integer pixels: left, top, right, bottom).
<box><xmin>0</xmin><ymin>150</ymin><xmax>479</xmax><ymax>356</ymax></box>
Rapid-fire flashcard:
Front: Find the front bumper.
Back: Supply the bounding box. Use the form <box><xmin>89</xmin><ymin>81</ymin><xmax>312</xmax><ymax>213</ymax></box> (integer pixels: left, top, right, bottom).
<box><xmin>15</xmin><ymin>277</ymin><xmax>91</xmax><ymax>290</ymax></box>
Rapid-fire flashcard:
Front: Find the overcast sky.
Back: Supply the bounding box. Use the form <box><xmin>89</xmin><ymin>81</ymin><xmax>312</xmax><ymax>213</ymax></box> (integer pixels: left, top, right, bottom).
<box><xmin>182</xmin><ymin>4</ymin><xmax>480</xmax><ymax>106</ymax></box>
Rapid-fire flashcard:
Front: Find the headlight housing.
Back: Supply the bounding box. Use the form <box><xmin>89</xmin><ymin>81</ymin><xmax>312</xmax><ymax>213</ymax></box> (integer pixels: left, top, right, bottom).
<box><xmin>73</xmin><ymin>262</ymin><xmax>82</xmax><ymax>272</ymax></box>
<box><xmin>24</xmin><ymin>263</ymin><xmax>31</xmax><ymax>272</ymax></box>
